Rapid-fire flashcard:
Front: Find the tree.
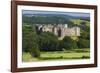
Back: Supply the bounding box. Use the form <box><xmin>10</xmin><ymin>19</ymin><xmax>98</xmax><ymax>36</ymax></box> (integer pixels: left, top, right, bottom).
<box><xmin>78</xmin><ymin>24</ymin><xmax>90</xmax><ymax>48</ymax></box>
<box><xmin>62</xmin><ymin>36</ymin><xmax>78</xmax><ymax>49</ymax></box>
<box><xmin>22</xmin><ymin>25</ymin><xmax>40</xmax><ymax>57</ymax></box>
<box><xmin>77</xmin><ymin>38</ymin><xmax>90</xmax><ymax>48</ymax></box>
<box><xmin>38</xmin><ymin>32</ymin><xmax>60</xmax><ymax>51</ymax></box>
<box><xmin>80</xmin><ymin>26</ymin><xmax>90</xmax><ymax>39</ymax></box>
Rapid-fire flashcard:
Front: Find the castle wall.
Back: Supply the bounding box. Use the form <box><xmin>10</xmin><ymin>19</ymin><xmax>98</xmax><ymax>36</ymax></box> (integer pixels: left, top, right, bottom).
<box><xmin>37</xmin><ymin>24</ymin><xmax>80</xmax><ymax>39</ymax></box>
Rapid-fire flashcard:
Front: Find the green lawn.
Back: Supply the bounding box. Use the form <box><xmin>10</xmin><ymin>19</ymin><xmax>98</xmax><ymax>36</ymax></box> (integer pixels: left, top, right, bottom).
<box><xmin>22</xmin><ymin>49</ymin><xmax>90</xmax><ymax>62</ymax></box>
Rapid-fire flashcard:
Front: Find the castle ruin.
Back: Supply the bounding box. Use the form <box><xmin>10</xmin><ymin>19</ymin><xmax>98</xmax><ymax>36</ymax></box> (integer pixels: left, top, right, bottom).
<box><xmin>36</xmin><ymin>24</ymin><xmax>80</xmax><ymax>40</ymax></box>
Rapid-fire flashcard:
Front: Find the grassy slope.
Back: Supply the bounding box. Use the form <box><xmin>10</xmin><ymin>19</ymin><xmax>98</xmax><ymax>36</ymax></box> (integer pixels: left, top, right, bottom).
<box><xmin>22</xmin><ymin>48</ymin><xmax>90</xmax><ymax>62</ymax></box>
<box><xmin>70</xmin><ymin>19</ymin><xmax>90</xmax><ymax>26</ymax></box>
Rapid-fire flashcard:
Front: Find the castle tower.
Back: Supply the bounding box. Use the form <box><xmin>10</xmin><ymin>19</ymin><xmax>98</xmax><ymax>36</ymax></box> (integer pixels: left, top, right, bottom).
<box><xmin>53</xmin><ymin>27</ymin><xmax>58</xmax><ymax>36</ymax></box>
<box><xmin>64</xmin><ymin>24</ymin><xmax>68</xmax><ymax>28</ymax></box>
<box><xmin>76</xmin><ymin>27</ymin><xmax>80</xmax><ymax>36</ymax></box>
<box><xmin>73</xmin><ymin>27</ymin><xmax>80</xmax><ymax>36</ymax></box>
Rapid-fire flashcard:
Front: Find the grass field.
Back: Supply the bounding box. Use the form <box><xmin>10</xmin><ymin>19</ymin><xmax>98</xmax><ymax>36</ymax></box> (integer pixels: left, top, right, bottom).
<box><xmin>22</xmin><ymin>49</ymin><xmax>90</xmax><ymax>62</ymax></box>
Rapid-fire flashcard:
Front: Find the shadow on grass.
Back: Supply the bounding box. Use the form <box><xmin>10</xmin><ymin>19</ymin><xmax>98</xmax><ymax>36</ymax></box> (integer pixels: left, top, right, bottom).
<box><xmin>38</xmin><ymin>55</ymin><xmax>90</xmax><ymax>60</ymax></box>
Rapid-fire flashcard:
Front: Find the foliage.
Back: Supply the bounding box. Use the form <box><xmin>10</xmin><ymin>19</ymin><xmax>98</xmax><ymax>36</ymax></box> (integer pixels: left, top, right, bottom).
<box><xmin>22</xmin><ymin>25</ymin><xmax>40</xmax><ymax>57</ymax></box>
<box><xmin>22</xmin><ymin>16</ymin><xmax>74</xmax><ymax>26</ymax></box>
<box><xmin>77</xmin><ymin>38</ymin><xmax>90</xmax><ymax>48</ymax></box>
<box><xmin>62</xmin><ymin>36</ymin><xmax>78</xmax><ymax>49</ymax></box>
<box><xmin>77</xmin><ymin>23</ymin><xmax>90</xmax><ymax>48</ymax></box>
<box><xmin>38</xmin><ymin>32</ymin><xmax>60</xmax><ymax>51</ymax></box>
<box><xmin>80</xmin><ymin>26</ymin><xmax>90</xmax><ymax>39</ymax></box>
<box><xmin>30</xmin><ymin>47</ymin><xmax>40</xmax><ymax>58</ymax></box>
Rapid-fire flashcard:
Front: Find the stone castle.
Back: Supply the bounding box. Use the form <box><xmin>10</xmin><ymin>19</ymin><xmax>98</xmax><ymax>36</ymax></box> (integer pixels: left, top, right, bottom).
<box><xmin>36</xmin><ymin>24</ymin><xmax>80</xmax><ymax>40</ymax></box>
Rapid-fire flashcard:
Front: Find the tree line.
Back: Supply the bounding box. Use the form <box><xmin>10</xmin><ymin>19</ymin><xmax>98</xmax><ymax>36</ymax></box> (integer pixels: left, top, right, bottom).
<box><xmin>22</xmin><ymin>16</ymin><xmax>74</xmax><ymax>26</ymax></box>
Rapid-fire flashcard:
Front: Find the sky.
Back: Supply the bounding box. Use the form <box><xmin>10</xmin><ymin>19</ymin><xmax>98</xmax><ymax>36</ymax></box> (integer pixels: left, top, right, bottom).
<box><xmin>22</xmin><ymin>10</ymin><xmax>90</xmax><ymax>17</ymax></box>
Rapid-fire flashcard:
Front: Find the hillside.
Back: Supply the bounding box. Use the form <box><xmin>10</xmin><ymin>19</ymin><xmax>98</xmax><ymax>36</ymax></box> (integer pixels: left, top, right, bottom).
<box><xmin>22</xmin><ymin>13</ymin><xmax>90</xmax><ymax>27</ymax></box>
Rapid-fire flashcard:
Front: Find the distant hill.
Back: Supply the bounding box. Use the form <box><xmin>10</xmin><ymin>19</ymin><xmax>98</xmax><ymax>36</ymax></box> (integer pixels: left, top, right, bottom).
<box><xmin>22</xmin><ymin>13</ymin><xmax>90</xmax><ymax>27</ymax></box>
<box><xmin>23</xmin><ymin>13</ymin><xmax>90</xmax><ymax>19</ymax></box>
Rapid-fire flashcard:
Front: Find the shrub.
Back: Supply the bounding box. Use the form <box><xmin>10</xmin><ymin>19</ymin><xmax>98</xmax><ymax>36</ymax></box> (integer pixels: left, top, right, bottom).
<box><xmin>30</xmin><ymin>48</ymin><xmax>40</xmax><ymax>58</ymax></box>
<box><xmin>81</xmin><ymin>55</ymin><xmax>90</xmax><ymax>59</ymax></box>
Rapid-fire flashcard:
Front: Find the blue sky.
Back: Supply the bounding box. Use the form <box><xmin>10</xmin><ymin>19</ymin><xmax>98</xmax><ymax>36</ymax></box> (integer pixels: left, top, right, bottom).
<box><xmin>22</xmin><ymin>10</ymin><xmax>90</xmax><ymax>17</ymax></box>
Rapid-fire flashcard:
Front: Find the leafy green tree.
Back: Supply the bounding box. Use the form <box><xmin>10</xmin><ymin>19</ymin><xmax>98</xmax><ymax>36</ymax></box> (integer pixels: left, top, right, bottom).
<box><xmin>62</xmin><ymin>36</ymin><xmax>78</xmax><ymax>49</ymax></box>
<box><xmin>77</xmin><ymin>38</ymin><xmax>90</xmax><ymax>48</ymax></box>
<box><xmin>38</xmin><ymin>32</ymin><xmax>60</xmax><ymax>51</ymax></box>
<box><xmin>78</xmin><ymin>24</ymin><xmax>90</xmax><ymax>48</ymax></box>
<box><xmin>22</xmin><ymin>25</ymin><xmax>40</xmax><ymax>57</ymax></box>
<box><xmin>80</xmin><ymin>26</ymin><xmax>90</xmax><ymax>39</ymax></box>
